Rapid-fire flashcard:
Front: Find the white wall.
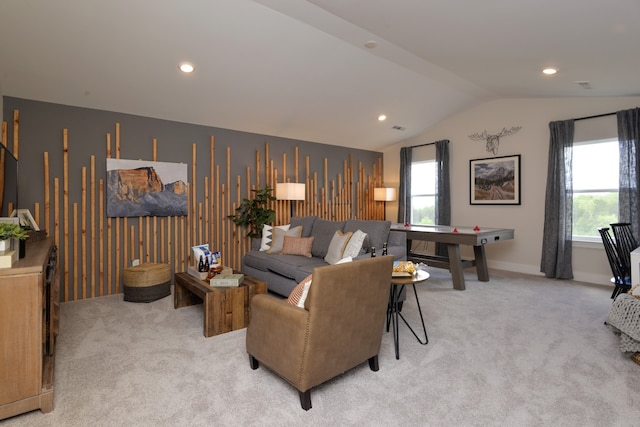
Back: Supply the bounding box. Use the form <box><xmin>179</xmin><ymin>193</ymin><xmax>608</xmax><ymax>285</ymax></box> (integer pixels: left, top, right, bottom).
<box><xmin>382</xmin><ymin>96</ymin><xmax>640</xmax><ymax>284</ymax></box>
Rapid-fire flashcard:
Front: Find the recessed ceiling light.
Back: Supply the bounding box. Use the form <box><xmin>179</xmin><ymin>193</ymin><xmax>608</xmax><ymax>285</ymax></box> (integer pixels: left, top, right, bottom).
<box><xmin>179</xmin><ymin>63</ymin><xmax>194</xmax><ymax>73</ymax></box>
<box><xmin>378</xmin><ymin>114</ymin><xmax>387</xmax><ymax>121</ymax></box>
<box><xmin>542</xmin><ymin>68</ymin><xmax>557</xmax><ymax>75</ymax></box>
<box><xmin>364</xmin><ymin>40</ymin><xmax>377</xmax><ymax>49</ymax></box>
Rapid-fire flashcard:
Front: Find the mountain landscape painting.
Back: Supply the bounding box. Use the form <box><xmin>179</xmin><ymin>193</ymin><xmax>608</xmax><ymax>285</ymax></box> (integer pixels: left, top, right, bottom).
<box><xmin>106</xmin><ymin>159</ymin><xmax>188</xmax><ymax>217</ymax></box>
<box><xmin>470</xmin><ymin>155</ymin><xmax>520</xmax><ymax>205</ymax></box>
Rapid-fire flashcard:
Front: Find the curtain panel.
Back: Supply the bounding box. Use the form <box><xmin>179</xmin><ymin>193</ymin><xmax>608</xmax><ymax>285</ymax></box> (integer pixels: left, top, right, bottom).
<box><xmin>540</xmin><ymin>120</ymin><xmax>574</xmax><ymax>279</ymax></box>
<box><xmin>397</xmin><ymin>146</ymin><xmax>412</xmax><ymax>224</ymax></box>
<box><xmin>435</xmin><ymin>140</ymin><xmax>451</xmax><ymax>257</ymax></box>
<box><xmin>617</xmin><ymin>107</ymin><xmax>640</xmax><ymax>239</ymax></box>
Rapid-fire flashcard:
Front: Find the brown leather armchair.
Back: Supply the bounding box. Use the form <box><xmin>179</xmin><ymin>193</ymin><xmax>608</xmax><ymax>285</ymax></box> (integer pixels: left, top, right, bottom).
<box><xmin>246</xmin><ymin>256</ymin><xmax>394</xmax><ymax>410</ymax></box>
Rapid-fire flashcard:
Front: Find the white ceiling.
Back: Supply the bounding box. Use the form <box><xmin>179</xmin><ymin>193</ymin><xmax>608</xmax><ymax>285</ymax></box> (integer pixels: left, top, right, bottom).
<box><xmin>1</xmin><ymin>0</ymin><xmax>638</xmax><ymax>151</ymax></box>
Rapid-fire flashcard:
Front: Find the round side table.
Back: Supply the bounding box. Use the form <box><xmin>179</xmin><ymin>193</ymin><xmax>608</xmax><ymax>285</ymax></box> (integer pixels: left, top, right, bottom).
<box><xmin>388</xmin><ymin>269</ymin><xmax>430</xmax><ymax>360</ymax></box>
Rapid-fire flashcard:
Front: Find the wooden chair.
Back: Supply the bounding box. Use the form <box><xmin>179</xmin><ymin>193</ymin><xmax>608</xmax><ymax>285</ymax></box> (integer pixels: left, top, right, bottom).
<box><xmin>610</xmin><ymin>222</ymin><xmax>639</xmax><ymax>273</ymax></box>
<box><xmin>246</xmin><ymin>256</ymin><xmax>394</xmax><ymax>410</ymax></box>
<box><xmin>599</xmin><ymin>227</ymin><xmax>632</xmax><ymax>299</ymax></box>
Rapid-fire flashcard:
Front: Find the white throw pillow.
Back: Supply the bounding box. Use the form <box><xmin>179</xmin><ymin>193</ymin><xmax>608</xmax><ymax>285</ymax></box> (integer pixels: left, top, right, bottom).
<box><xmin>343</xmin><ymin>229</ymin><xmax>367</xmax><ymax>258</ymax></box>
<box><xmin>260</xmin><ymin>224</ymin><xmax>290</xmax><ymax>251</ymax></box>
<box><xmin>324</xmin><ymin>230</ymin><xmax>353</xmax><ymax>265</ymax></box>
<box><xmin>336</xmin><ymin>256</ymin><xmax>353</xmax><ymax>264</ymax></box>
<box><xmin>297</xmin><ymin>277</ymin><xmax>313</xmax><ymax>308</ymax></box>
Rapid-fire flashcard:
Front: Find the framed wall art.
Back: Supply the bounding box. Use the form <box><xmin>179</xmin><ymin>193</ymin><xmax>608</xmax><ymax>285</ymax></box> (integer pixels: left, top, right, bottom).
<box><xmin>106</xmin><ymin>159</ymin><xmax>188</xmax><ymax>217</ymax></box>
<box><xmin>470</xmin><ymin>154</ymin><xmax>521</xmax><ymax>205</ymax></box>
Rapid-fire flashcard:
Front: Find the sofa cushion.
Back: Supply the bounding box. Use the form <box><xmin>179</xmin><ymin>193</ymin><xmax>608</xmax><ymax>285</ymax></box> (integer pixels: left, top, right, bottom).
<box><xmin>290</xmin><ymin>216</ymin><xmax>318</xmax><ymax>238</ymax></box>
<box><xmin>344</xmin><ymin>219</ymin><xmax>390</xmax><ymax>252</ymax></box>
<box><xmin>267</xmin><ymin>254</ymin><xmax>327</xmax><ymax>280</ymax></box>
<box><xmin>267</xmin><ymin>226</ymin><xmax>302</xmax><ymax>254</ymax></box>
<box><xmin>343</xmin><ymin>229</ymin><xmax>367</xmax><ymax>258</ymax></box>
<box><xmin>242</xmin><ymin>250</ymin><xmax>272</xmax><ymax>272</ymax></box>
<box><xmin>287</xmin><ymin>274</ymin><xmax>313</xmax><ymax>308</ymax></box>
<box><xmin>260</xmin><ymin>224</ymin><xmax>290</xmax><ymax>251</ymax></box>
<box><xmin>311</xmin><ymin>219</ymin><xmax>346</xmax><ymax>258</ymax></box>
<box><xmin>324</xmin><ymin>230</ymin><xmax>353</xmax><ymax>265</ymax></box>
<box><xmin>281</xmin><ymin>236</ymin><xmax>314</xmax><ymax>257</ymax></box>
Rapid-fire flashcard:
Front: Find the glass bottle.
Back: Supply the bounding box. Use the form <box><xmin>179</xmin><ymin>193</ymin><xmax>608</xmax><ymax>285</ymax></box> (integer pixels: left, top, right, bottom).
<box><xmin>382</xmin><ymin>242</ymin><xmax>388</xmax><ymax>256</ymax></box>
<box><xmin>371</xmin><ymin>247</ymin><xmax>376</xmax><ymax>257</ymax></box>
<box><xmin>198</xmin><ymin>255</ymin><xmax>204</xmax><ymax>272</ymax></box>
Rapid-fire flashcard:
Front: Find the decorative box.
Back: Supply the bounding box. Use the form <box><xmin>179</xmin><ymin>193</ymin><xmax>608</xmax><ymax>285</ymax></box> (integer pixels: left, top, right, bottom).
<box><xmin>210</xmin><ymin>274</ymin><xmax>244</xmax><ymax>287</ymax></box>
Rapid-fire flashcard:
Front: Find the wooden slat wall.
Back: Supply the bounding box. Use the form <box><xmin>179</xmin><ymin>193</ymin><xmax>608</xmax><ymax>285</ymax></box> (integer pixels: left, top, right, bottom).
<box><xmin>3</xmin><ymin>112</ymin><xmax>386</xmax><ymax>302</ymax></box>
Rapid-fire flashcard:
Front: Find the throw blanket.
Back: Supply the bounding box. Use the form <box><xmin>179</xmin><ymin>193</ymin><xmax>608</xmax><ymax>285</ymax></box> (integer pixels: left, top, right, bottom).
<box><xmin>606</xmin><ymin>294</ymin><xmax>640</xmax><ymax>353</ymax></box>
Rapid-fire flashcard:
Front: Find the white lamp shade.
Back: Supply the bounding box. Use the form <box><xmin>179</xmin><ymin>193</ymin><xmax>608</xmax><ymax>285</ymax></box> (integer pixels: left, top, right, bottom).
<box><xmin>276</xmin><ymin>182</ymin><xmax>306</xmax><ymax>201</ymax></box>
<box><xmin>374</xmin><ymin>187</ymin><xmax>396</xmax><ymax>202</ymax></box>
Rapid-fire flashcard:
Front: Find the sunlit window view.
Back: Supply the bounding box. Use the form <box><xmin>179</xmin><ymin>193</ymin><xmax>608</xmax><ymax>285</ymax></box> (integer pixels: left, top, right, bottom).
<box><xmin>411</xmin><ymin>160</ymin><xmax>436</xmax><ymax>224</ymax></box>
<box><xmin>572</xmin><ymin>138</ymin><xmax>619</xmax><ymax>239</ymax></box>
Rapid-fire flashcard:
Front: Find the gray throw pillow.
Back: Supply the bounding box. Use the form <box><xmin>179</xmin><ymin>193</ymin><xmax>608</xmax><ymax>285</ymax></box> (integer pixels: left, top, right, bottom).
<box><xmin>290</xmin><ymin>216</ymin><xmax>318</xmax><ymax>238</ymax></box>
<box><xmin>344</xmin><ymin>219</ymin><xmax>390</xmax><ymax>252</ymax></box>
<box><xmin>310</xmin><ymin>219</ymin><xmax>346</xmax><ymax>258</ymax></box>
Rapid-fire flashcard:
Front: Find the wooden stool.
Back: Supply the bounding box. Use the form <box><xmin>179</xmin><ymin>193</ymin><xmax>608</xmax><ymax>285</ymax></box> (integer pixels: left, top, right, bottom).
<box><xmin>123</xmin><ymin>263</ymin><xmax>172</xmax><ymax>303</ymax></box>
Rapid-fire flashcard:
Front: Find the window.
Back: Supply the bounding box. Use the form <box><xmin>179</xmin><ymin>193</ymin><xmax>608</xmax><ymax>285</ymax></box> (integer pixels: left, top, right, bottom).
<box><xmin>411</xmin><ymin>160</ymin><xmax>436</xmax><ymax>224</ymax></box>
<box><xmin>572</xmin><ymin>138</ymin><xmax>619</xmax><ymax>240</ymax></box>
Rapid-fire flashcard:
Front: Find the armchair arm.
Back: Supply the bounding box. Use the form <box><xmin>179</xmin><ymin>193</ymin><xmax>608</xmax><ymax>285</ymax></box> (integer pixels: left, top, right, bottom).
<box><xmin>246</xmin><ymin>294</ymin><xmax>310</xmax><ymax>387</ymax></box>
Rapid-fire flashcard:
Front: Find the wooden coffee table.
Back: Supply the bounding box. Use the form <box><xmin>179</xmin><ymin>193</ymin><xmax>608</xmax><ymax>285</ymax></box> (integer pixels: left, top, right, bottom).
<box><xmin>174</xmin><ymin>271</ymin><xmax>267</xmax><ymax>337</ymax></box>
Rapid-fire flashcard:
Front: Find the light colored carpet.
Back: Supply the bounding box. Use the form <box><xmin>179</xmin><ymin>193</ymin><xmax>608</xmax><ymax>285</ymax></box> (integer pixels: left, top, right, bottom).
<box><xmin>4</xmin><ymin>268</ymin><xmax>639</xmax><ymax>427</ymax></box>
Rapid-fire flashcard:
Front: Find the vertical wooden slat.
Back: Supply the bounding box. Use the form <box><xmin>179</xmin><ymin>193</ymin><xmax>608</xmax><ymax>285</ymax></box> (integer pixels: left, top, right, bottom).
<box><xmin>54</xmin><ymin>178</ymin><xmax>63</xmax><ymax>300</ymax></box>
<box><xmin>115</xmin><ymin>125</ymin><xmax>121</xmax><ymax>293</ymax></box>
<box><xmin>12</xmin><ymin>110</ymin><xmax>19</xmax><ymax>159</ymax></box>
<box><xmin>73</xmin><ymin>203</ymin><xmax>78</xmax><ymax>300</ymax></box>
<box><xmin>44</xmin><ymin>152</ymin><xmax>50</xmax><ymax>235</ymax></box>
<box><xmin>90</xmin><ymin>156</ymin><xmax>96</xmax><ymax>297</ymax></box>
<box><xmin>145</xmin><ymin>217</ymin><xmax>150</xmax><ymax>262</ymax></box>
<box><xmin>106</xmin><ymin>134</ymin><xmax>113</xmax><ymax>295</ymax></box>
<box><xmin>63</xmin><ymin>129</ymin><xmax>70</xmax><ymax>300</ymax></box>
<box><xmin>191</xmin><ymin>143</ymin><xmax>197</xmax><ymax>249</ymax></box>
<box><xmin>81</xmin><ymin>167</ymin><xmax>87</xmax><ymax>298</ymax></box>
<box><xmin>99</xmin><ymin>180</ymin><xmax>105</xmax><ymax>297</ymax></box>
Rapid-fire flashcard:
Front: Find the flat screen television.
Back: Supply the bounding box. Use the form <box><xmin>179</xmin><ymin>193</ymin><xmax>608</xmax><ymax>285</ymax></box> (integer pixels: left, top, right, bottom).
<box><xmin>0</xmin><ymin>143</ymin><xmax>18</xmax><ymax>217</ymax></box>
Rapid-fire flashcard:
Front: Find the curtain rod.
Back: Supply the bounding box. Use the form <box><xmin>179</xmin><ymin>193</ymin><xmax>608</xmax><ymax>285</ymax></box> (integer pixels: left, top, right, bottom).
<box><xmin>573</xmin><ymin>111</ymin><xmax>616</xmax><ymax>122</ymax></box>
<box><xmin>410</xmin><ymin>141</ymin><xmax>436</xmax><ymax>149</ymax></box>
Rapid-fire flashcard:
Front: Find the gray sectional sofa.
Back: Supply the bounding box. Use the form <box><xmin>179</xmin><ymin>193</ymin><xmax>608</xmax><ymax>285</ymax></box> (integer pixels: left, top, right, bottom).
<box><xmin>241</xmin><ymin>215</ymin><xmax>407</xmax><ymax>297</ymax></box>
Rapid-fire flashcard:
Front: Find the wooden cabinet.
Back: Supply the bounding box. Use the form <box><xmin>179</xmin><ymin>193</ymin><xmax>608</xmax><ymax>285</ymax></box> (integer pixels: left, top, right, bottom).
<box><xmin>0</xmin><ymin>238</ymin><xmax>58</xmax><ymax>420</ymax></box>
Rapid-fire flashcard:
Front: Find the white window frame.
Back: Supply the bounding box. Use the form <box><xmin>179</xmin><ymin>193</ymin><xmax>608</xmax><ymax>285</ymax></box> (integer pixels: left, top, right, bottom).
<box><xmin>571</xmin><ymin>137</ymin><xmax>619</xmax><ymax>243</ymax></box>
<box><xmin>410</xmin><ymin>160</ymin><xmax>436</xmax><ymax>225</ymax></box>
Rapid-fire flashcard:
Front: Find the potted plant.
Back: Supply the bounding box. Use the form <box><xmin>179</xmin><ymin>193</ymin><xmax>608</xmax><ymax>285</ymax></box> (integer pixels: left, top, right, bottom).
<box><xmin>228</xmin><ymin>187</ymin><xmax>276</xmax><ymax>239</ymax></box>
<box><xmin>0</xmin><ymin>222</ymin><xmax>29</xmax><ymax>252</ymax></box>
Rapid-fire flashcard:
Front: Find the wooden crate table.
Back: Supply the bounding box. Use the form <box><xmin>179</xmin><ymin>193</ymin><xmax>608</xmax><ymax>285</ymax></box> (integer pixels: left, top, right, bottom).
<box><xmin>174</xmin><ymin>271</ymin><xmax>267</xmax><ymax>337</ymax></box>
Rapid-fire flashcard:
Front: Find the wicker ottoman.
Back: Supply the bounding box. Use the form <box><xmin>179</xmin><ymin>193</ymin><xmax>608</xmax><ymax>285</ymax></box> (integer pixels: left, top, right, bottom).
<box><xmin>123</xmin><ymin>263</ymin><xmax>172</xmax><ymax>303</ymax></box>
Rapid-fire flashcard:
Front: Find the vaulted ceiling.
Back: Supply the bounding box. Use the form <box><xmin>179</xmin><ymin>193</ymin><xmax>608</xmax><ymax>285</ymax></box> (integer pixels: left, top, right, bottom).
<box><xmin>1</xmin><ymin>0</ymin><xmax>638</xmax><ymax>151</ymax></box>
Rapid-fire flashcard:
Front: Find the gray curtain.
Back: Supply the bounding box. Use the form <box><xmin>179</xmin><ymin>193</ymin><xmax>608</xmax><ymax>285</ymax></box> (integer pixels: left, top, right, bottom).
<box><xmin>617</xmin><ymin>107</ymin><xmax>640</xmax><ymax>239</ymax></box>
<box><xmin>398</xmin><ymin>146</ymin><xmax>412</xmax><ymax>224</ymax></box>
<box><xmin>540</xmin><ymin>120</ymin><xmax>574</xmax><ymax>279</ymax></box>
<box><xmin>435</xmin><ymin>140</ymin><xmax>451</xmax><ymax>257</ymax></box>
